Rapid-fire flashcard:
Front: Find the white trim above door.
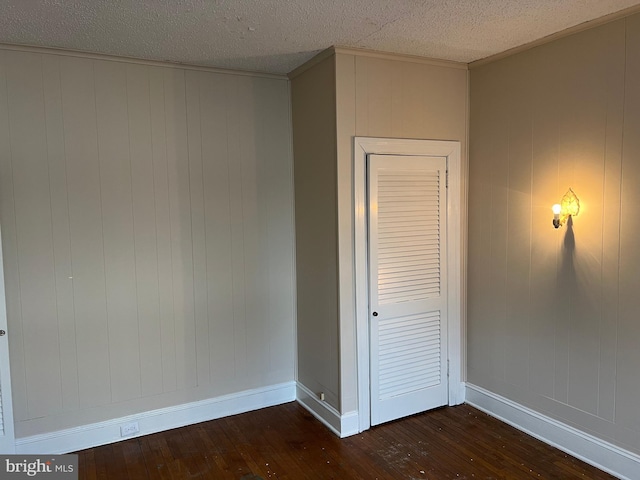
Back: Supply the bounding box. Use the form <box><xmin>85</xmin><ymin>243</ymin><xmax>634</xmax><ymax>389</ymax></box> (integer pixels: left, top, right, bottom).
<box><xmin>354</xmin><ymin>137</ymin><xmax>464</xmax><ymax>433</ymax></box>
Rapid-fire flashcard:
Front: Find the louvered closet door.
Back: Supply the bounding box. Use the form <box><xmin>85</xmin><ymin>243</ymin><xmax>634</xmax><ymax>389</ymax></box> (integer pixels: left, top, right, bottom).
<box><xmin>368</xmin><ymin>154</ymin><xmax>448</xmax><ymax>426</ymax></box>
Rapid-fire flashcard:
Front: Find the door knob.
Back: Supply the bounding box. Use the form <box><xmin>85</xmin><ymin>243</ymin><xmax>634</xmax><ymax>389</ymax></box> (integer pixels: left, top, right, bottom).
<box><xmin>0</xmin><ymin>329</ymin><xmax>5</xmax><ymax>336</ymax></box>
<box><xmin>372</xmin><ymin>312</ymin><xmax>378</xmax><ymax>317</ymax></box>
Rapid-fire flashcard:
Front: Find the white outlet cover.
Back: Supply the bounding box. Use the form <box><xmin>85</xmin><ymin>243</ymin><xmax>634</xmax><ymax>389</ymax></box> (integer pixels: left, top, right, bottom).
<box><xmin>120</xmin><ymin>422</ymin><xmax>140</xmax><ymax>437</ymax></box>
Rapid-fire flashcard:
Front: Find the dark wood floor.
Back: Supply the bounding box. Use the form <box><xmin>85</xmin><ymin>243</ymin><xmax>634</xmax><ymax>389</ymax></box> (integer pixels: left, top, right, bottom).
<box><xmin>76</xmin><ymin>402</ymin><xmax>615</xmax><ymax>479</ymax></box>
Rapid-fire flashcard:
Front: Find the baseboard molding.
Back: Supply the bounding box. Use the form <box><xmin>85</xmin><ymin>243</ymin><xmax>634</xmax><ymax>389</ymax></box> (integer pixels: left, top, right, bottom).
<box><xmin>466</xmin><ymin>383</ymin><xmax>640</xmax><ymax>480</ymax></box>
<box><xmin>16</xmin><ymin>381</ymin><xmax>296</xmax><ymax>454</ymax></box>
<box><xmin>295</xmin><ymin>383</ymin><xmax>359</xmax><ymax>438</ymax></box>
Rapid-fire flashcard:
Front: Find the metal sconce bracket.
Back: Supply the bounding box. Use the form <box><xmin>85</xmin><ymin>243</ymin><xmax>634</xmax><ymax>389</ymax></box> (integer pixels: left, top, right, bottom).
<box><xmin>552</xmin><ymin>188</ymin><xmax>580</xmax><ymax>229</ymax></box>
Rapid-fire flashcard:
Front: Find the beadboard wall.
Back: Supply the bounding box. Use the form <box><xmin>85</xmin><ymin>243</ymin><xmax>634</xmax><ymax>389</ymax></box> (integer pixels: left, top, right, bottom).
<box><xmin>0</xmin><ymin>47</ymin><xmax>296</xmax><ymax>439</ymax></box>
<box><xmin>290</xmin><ymin>54</ymin><xmax>341</xmax><ymax>413</ymax></box>
<box><xmin>468</xmin><ymin>13</ymin><xmax>640</xmax><ymax>456</ymax></box>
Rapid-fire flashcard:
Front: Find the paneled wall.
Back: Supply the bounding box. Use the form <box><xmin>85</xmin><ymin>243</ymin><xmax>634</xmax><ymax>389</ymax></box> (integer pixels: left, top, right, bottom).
<box><xmin>468</xmin><ymin>14</ymin><xmax>640</xmax><ymax>455</ymax></box>
<box><xmin>290</xmin><ymin>55</ymin><xmax>341</xmax><ymax>410</ymax></box>
<box><xmin>0</xmin><ymin>48</ymin><xmax>295</xmax><ymax>438</ymax></box>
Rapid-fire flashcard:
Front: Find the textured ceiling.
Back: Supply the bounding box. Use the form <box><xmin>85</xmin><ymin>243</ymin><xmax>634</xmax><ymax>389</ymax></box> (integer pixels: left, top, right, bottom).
<box><xmin>1</xmin><ymin>0</ymin><xmax>639</xmax><ymax>74</ymax></box>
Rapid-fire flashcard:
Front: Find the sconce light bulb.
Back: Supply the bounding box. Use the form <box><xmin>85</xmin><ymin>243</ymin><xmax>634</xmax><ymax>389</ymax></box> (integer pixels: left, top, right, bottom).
<box><xmin>552</xmin><ymin>203</ymin><xmax>562</xmax><ymax>228</ymax></box>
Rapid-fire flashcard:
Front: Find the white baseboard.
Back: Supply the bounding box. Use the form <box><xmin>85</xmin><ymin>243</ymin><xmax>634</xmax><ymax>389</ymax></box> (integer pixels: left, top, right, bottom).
<box><xmin>339</xmin><ymin>410</ymin><xmax>359</xmax><ymax>438</ymax></box>
<box><xmin>16</xmin><ymin>381</ymin><xmax>296</xmax><ymax>454</ymax></box>
<box><xmin>466</xmin><ymin>383</ymin><xmax>640</xmax><ymax>480</ymax></box>
<box><xmin>295</xmin><ymin>382</ymin><xmax>359</xmax><ymax>438</ymax></box>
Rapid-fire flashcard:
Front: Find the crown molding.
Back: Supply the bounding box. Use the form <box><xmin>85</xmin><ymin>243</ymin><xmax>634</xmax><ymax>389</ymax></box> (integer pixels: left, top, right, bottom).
<box><xmin>0</xmin><ymin>43</ymin><xmax>287</xmax><ymax>80</ymax></box>
<box><xmin>288</xmin><ymin>44</ymin><xmax>468</xmax><ymax>80</ymax></box>
<box><xmin>332</xmin><ymin>46</ymin><xmax>468</xmax><ymax>69</ymax></box>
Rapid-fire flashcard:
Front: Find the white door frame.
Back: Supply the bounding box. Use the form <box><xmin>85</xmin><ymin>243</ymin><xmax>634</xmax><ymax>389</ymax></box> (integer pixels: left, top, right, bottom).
<box><xmin>354</xmin><ymin>137</ymin><xmax>464</xmax><ymax>433</ymax></box>
<box><xmin>0</xmin><ymin>225</ymin><xmax>15</xmax><ymax>453</ymax></box>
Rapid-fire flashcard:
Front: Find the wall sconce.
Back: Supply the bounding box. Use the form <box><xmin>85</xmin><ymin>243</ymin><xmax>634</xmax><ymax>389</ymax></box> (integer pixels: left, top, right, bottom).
<box><xmin>552</xmin><ymin>188</ymin><xmax>580</xmax><ymax>228</ymax></box>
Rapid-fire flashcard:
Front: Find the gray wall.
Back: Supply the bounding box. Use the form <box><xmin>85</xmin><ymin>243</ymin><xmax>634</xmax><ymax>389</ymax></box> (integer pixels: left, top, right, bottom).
<box><xmin>469</xmin><ymin>14</ymin><xmax>640</xmax><ymax>455</ymax></box>
<box><xmin>290</xmin><ymin>55</ymin><xmax>341</xmax><ymax>410</ymax></box>
<box><xmin>0</xmin><ymin>48</ymin><xmax>296</xmax><ymax>438</ymax></box>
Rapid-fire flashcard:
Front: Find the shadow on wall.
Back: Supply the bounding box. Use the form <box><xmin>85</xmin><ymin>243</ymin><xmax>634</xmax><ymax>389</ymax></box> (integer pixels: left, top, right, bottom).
<box><xmin>563</xmin><ymin>216</ymin><xmax>576</xmax><ymax>252</ymax></box>
<box><xmin>560</xmin><ymin>215</ymin><xmax>575</xmax><ymax>297</ymax></box>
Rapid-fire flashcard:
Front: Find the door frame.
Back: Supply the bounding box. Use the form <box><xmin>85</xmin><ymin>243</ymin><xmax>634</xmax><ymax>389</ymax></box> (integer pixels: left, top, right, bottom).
<box><xmin>354</xmin><ymin>137</ymin><xmax>464</xmax><ymax>433</ymax></box>
<box><xmin>0</xmin><ymin>225</ymin><xmax>15</xmax><ymax>453</ymax></box>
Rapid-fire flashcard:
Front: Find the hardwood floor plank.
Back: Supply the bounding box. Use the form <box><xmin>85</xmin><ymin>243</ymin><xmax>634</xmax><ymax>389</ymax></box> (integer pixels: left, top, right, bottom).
<box><xmin>75</xmin><ymin>403</ymin><xmax>616</xmax><ymax>480</ymax></box>
<box><xmin>138</xmin><ymin>434</ymin><xmax>174</xmax><ymax>480</ymax></box>
<box><xmin>102</xmin><ymin>444</ymin><xmax>131</xmax><ymax>479</ymax></box>
<box><xmin>225</xmin><ymin>408</ymin><xmax>305</xmax><ymax>480</ymax></box>
<box><xmin>415</xmin><ymin>408</ymin><xmax>537</xmax><ymax>478</ymax></box>
<box><xmin>200</xmin><ymin>417</ymin><xmax>256</xmax><ymax>478</ymax></box>
<box><xmin>78</xmin><ymin>449</ymin><xmax>98</xmax><ymax>480</ymax></box>
<box><xmin>192</xmin><ymin>424</ymin><xmax>238</xmax><ymax>480</ymax></box>
<box><xmin>91</xmin><ymin>444</ymin><xmax>111</xmax><ymax>480</ymax></box>
<box><xmin>122</xmin><ymin>440</ymin><xmax>150</xmax><ymax>479</ymax></box>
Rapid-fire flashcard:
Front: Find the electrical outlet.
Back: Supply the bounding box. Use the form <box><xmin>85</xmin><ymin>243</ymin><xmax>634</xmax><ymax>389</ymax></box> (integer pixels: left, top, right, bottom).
<box><xmin>120</xmin><ymin>421</ymin><xmax>140</xmax><ymax>437</ymax></box>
